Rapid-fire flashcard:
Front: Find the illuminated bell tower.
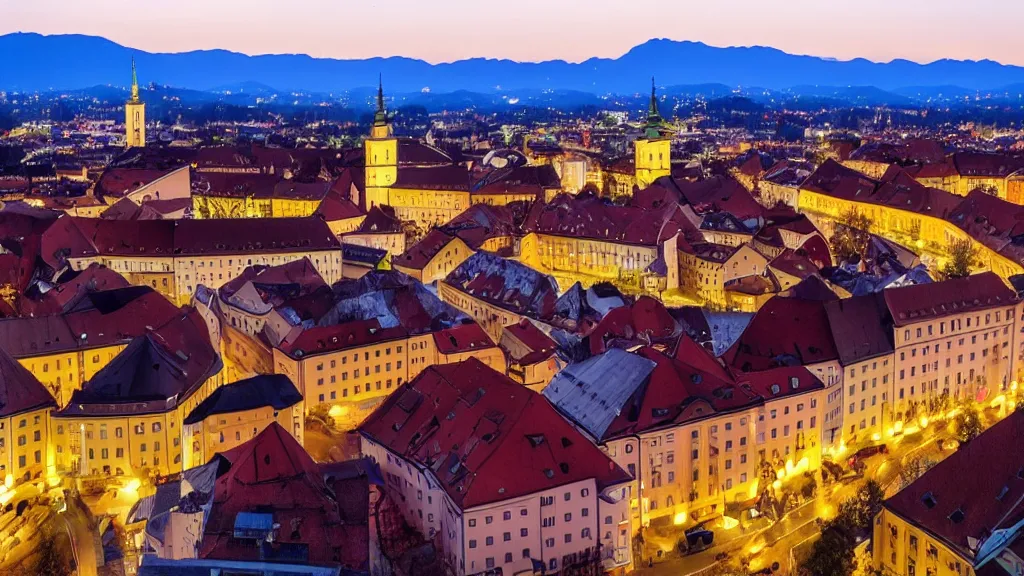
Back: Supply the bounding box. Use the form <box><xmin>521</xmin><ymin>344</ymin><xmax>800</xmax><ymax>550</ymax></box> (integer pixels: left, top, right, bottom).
<box><xmin>364</xmin><ymin>76</ymin><xmax>397</xmax><ymax>210</ymax></box>
<box><xmin>125</xmin><ymin>58</ymin><xmax>146</xmax><ymax>148</ymax></box>
<box><xmin>634</xmin><ymin>77</ymin><xmax>671</xmax><ymax>189</ymax></box>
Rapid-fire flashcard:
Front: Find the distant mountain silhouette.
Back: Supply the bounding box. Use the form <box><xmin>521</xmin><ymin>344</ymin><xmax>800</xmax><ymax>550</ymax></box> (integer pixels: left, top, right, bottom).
<box><xmin>5</xmin><ymin>33</ymin><xmax>1024</xmax><ymax>94</ymax></box>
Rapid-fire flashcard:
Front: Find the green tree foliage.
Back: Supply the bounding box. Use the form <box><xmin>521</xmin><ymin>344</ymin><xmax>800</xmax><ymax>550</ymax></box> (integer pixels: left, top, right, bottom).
<box><xmin>953</xmin><ymin>401</ymin><xmax>982</xmax><ymax>444</ymax></box>
<box><xmin>801</xmin><ymin>481</ymin><xmax>884</xmax><ymax>576</ymax></box>
<box><xmin>939</xmin><ymin>238</ymin><xmax>978</xmax><ymax>280</ymax></box>
<box><xmin>829</xmin><ymin>208</ymin><xmax>873</xmax><ymax>263</ymax></box>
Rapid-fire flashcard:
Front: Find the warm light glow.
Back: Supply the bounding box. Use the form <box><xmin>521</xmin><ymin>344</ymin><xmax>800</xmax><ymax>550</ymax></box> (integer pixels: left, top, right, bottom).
<box><xmin>722</xmin><ymin>516</ymin><xmax>739</xmax><ymax>530</ymax></box>
<box><xmin>747</xmin><ymin>479</ymin><xmax>759</xmax><ymax>499</ymax></box>
<box><xmin>673</xmin><ymin>511</ymin><xmax>687</xmax><ymax>525</ymax></box>
<box><xmin>991</xmin><ymin>394</ymin><xmax>1006</xmax><ymax>408</ymax></box>
<box><xmin>772</xmin><ymin>479</ymin><xmax>782</xmax><ymax>490</ymax></box>
<box><xmin>122</xmin><ymin>478</ymin><xmax>142</xmax><ymax>495</ymax></box>
<box><xmin>328</xmin><ymin>405</ymin><xmax>346</xmax><ymax>418</ymax></box>
<box><xmin>886</xmin><ymin>427</ymin><xmax>895</xmax><ymax>437</ymax></box>
<box><xmin>4</xmin><ymin>475</ymin><xmax>13</xmax><ymax>490</ymax></box>
<box><xmin>894</xmin><ymin>420</ymin><xmax>904</xmax><ymax>433</ymax></box>
<box><xmin>1013</xmin><ymin>381</ymin><xmax>1019</xmax><ymax>391</ymax></box>
<box><xmin>915</xmin><ymin>239</ymin><xmax>925</xmax><ymax>249</ymax></box>
<box><xmin>775</xmin><ymin>469</ymin><xmax>784</xmax><ymax>480</ymax></box>
<box><xmin>748</xmin><ymin>542</ymin><xmax>765</xmax><ymax>555</ymax></box>
<box><xmin>919</xmin><ymin>416</ymin><xmax>929</xmax><ymax>428</ymax></box>
<box><xmin>871</xmin><ymin>432</ymin><xmax>882</xmax><ymax>441</ymax></box>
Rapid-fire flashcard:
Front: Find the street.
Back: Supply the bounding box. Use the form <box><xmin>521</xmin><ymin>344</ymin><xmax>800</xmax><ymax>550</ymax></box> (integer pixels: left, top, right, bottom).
<box><xmin>633</xmin><ymin>419</ymin><xmax>962</xmax><ymax>576</ymax></box>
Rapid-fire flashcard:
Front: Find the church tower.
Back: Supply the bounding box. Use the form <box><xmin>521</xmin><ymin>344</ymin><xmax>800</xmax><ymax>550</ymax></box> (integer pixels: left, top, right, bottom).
<box><xmin>125</xmin><ymin>58</ymin><xmax>146</xmax><ymax>148</ymax></box>
<box><xmin>364</xmin><ymin>76</ymin><xmax>398</xmax><ymax>210</ymax></box>
<box><xmin>634</xmin><ymin>77</ymin><xmax>671</xmax><ymax>189</ymax></box>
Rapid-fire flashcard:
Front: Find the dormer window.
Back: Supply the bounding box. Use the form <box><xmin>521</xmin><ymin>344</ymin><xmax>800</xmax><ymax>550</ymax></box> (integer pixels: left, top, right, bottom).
<box><xmin>921</xmin><ymin>492</ymin><xmax>936</xmax><ymax>509</ymax></box>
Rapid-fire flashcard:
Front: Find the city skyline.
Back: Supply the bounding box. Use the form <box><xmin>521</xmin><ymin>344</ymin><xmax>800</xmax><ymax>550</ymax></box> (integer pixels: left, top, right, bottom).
<box><xmin>3</xmin><ymin>0</ymin><xmax>1023</xmax><ymax>66</ymax></box>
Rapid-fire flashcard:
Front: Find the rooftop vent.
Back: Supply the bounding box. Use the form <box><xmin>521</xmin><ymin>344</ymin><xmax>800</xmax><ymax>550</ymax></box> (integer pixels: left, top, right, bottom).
<box><xmin>921</xmin><ymin>492</ymin><xmax>937</xmax><ymax>509</ymax></box>
<box><xmin>949</xmin><ymin>508</ymin><xmax>965</xmax><ymax>524</ymax></box>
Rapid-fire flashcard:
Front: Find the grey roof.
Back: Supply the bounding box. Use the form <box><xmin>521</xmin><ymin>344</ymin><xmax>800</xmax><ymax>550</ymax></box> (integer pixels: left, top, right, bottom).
<box><xmin>183</xmin><ymin>374</ymin><xmax>302</xmax><ymax>425</ymax></box>
<box><xmin>543</xmin><ymin>348</ymin><xmax>656</xmax><ymax>441</ymax></box>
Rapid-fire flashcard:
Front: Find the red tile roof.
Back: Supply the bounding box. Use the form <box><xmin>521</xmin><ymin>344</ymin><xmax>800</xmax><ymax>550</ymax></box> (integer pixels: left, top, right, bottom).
<box><xmin>359</xmin><ymin>358</ymin><xmax>630</xmax><ymax>509</ymax></box>
<box><xmin>502</xmin><ymin>319</ymin><xmax>557</xmax><ymax>363</ymax></box>
<box><xmin>395</xmin><ymin>229</ymin><xmax>457</xmax><ymax>271</ymax></box>
<box><xmin>433</xmin><ymin>322</ymin><xmax>496</xmax><ymax>355</ymax></box>
<box><xmin>522</xmin><ymin>193</ymin><xmax>688</xmax><ymax>247</ymax></box>
<box><xmin>884</xmin><ymin>408</ymin><xmax>1024</xmax><ymax>561</ymax></box>
<box><xmin>278</xmin><ymin>319</ymin><xmax>407</xmax><ymax>360</ymax></box>
<box><xmin>587</xmin><ymin>296</ymin><xmax>679</xmax><ymax>355</ymax></box>
<box><xmin>724</xmin><ymin>297</ymin><xmax>839</xmax><ymax>371</ymax></box>
<box><xmin>200</xmin><ymin>422</ymin><xmax>365</xmax><ymax>569</ymax></box>
<box><xmin>95</xmin><ymin>168</ymin><xmax>179</xmax><ymax>200</ymax></box>
<box><xmin>883</xmin><ymin>272</ymin><xmax>1016</xmax><ymax>327</ymax></box>
<box><xmin>66</xmin><ymin>217</ymin><xmax>341</xmax><ymax>257</ymax></box>
<box><xmin>191</xmin><ymin>172</ymin><xmax>279</xmax><ymax>199</ymax></box>
<box><xmin>354</xmin><ymin>206</ymin><xmax>402</xmax><ymax>235</ymax></box>
<box><xmin>0</xmin><ymin>344</ymin><xmax>57</xmax><ymax>417</ymax></box>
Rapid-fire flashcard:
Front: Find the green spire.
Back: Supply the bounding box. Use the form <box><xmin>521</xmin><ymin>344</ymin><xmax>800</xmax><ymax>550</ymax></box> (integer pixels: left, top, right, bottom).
<box><xmin>130</xmin><ymin>57</ymin><xmax>140</xmax><ymax>103</ymax></box>
<box><xmin>644</xmin><ymin>76</ymin><xmax>666</xmax><ymax>139</ymax></box>
<box><xmin>373</xmin><ymin>75</ymin><xmax>388</xmax><ymax>126</ymax></box>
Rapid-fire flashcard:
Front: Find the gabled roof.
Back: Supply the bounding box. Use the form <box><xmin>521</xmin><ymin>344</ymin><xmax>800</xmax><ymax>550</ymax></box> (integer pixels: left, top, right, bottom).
<box><xmin>724</xmin><ymin>297</ymin><xmax>839</xmax><ymax>371</ymax></box>
<box><xmin>432</xmin><ymin>323</ymin><xmax>495</xmax><ymax>355</ymax></box>
<box><xmin>201</xmin><ymin>422</ymin><xmax>362</xmax><ymax>568</ymax></box>
<box><xmin>0</xmin><ymin>344</ymin><xmax>57</xmax><ymax>417</ymax></box>
<box><xmin>586</xmin><ymin>296</ymin><xmax>680</xmax><ymax>356</ymax></box>
<box><xmin>522</xmin><ymin>193</ymin><xmax>688</xmax><ymax>247</ymax></box>
<box><xmin>823</xmin><ymin>293</ymin><xmax>894</xmax><ymax>366</ymax></box>
<box><xmin>184</xmin><ymin>374</ymin><xmax>302</xmax><ymax>425</ymax></box>
<box><xmin>884</xmin><ymin>408</ymin><xmax>1024</xmax><ymax>562</ymax></box>
<box><xmin>395</xmin><ymin>229</ymin><xmax>458</xmax><ymax>271</ymax></box>
<box><xmin>353</xmin><ymin>206</ymin><xmax>402</xmax><ymax>235</ymax></box>
<box><xmin>58</xmin><ymin>308</ymin><xmax>222</xmax><ymax>416</ymax></box>
<box><xmin>360</xmin><ymin>358</ymin><xmax>630</xmax><ymax>509</ymax></box>
<box><xmin>883</xmin><ymin>272</ymin><xmax>1016</xmax><ymax>327</ymax></box>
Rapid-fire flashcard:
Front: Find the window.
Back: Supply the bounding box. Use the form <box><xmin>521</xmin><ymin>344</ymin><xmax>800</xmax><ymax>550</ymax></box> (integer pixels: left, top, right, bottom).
<box><xmin>503</xmin><ymin>511</ymin><xmax>511</xmax><ymax>521</ymax></box>
<box><xmin>485</xmin><ymin>536</ymin><xmax>493</xmax><ymax>546</ymax></box>
<box><xmin>469</xmin><ymin>540</ymin><xmax>477</xmax><ymax>549</ymax></box>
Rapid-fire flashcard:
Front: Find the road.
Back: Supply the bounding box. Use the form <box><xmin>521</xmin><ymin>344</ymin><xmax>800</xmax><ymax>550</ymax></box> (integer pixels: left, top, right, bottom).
<box><xmin>633</xmin><ymin>422</ymin><xmax>958</xmax><ymax>576</ymax></box>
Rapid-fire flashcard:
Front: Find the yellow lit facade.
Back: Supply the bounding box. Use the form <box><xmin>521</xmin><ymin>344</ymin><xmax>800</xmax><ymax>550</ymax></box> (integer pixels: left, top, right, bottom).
<box><xmin>635</xmin><ymin>138</ymin><xmax>671</xmax><ymax>189</ymax></box>
<box><xmin>438</xmin><ymin>281</ymin><xmax>533</xmax><ymax>343</ymax></box>
<box><xmin>873</xmin><ymin>508</ymin><xmax>974</xmax><ymax>576</ymax></box>
<box><xmin>520</xmin><ymin>233</ymin><xmax>659</xmax><ymax>280</ymax></box>
<box><xmin>797</xmin><ymin>187</ymin><xmax>1024</xmax><ymax>280</ymax></box>
<box><xmin>271</xmin><ymin>333</ymin><xmax>504</xmax><ymax>431</ymax></box>
<box><xmin>17</xmin><ymin>345</ymin><xmax>125</xmax><ymax>408</ymax></box>
<box><xmin>182</xmin><ymin>400</ymin><xmax>304</xmax><ymax>471</ymax></box>
<box><xmin>1</xmin><ymin>410</ymin><xmax>53</xmax><ymax>484</ymax></box>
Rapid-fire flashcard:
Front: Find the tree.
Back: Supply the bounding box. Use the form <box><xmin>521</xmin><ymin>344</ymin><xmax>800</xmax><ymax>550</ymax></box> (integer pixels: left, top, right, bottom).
<box><xmin>953</xmin><ymin>401</ymin><xmax>983</xmax><ymax>444</ymax></box>
<box><xmin>899</xmin><ymin>455</ymin><xmax>937</xmax><ymax>489</ymax></box>
<box><xmin>829</xmin><ymin>208</ymin><xmax>873</xmax><ymax>263</ymax></box>
<box><xmin>939</xmin><ymin>238</ymin><xmax>977</xmax><ymax>280</ymax></box>
<box><xmin>305</xmin><ymin>403</ymin><xmax>336</xmax><ymax>432</ymax></box>
<box><xmin>803</xmin><ymin>523</ymin><xmax>856</xmax><ymax>576</ymax></box>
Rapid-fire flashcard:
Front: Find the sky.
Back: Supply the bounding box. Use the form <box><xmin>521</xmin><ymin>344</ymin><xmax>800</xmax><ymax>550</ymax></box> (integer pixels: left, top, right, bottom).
<box><xmin>3</xmin><ymin>0</ymin><xmax>1023</xmax><ymax>66</ymax></box>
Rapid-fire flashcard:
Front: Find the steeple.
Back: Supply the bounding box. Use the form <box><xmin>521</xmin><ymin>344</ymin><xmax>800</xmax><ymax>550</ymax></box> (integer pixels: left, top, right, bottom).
<box><xmin>130</xmin><ymin>57</ymin><xmax>140</xmax><ymax>103</ymax></box>
<box><xmin>373</xmin><ymin>75</ymin><xmax>388</xmax><ymax>127</ymax></box>
<box><xmin>644</xmin><ymin>76</ymin><xmax>666</xmax><ymax>139</ymax></box>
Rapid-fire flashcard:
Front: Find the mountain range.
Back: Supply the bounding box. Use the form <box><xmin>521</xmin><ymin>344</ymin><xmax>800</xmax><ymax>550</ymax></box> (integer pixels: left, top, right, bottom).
<box><xmin>5</xmin><ymin>32</ymin><xmax>1024</xmax><ymax>96</ymax></box>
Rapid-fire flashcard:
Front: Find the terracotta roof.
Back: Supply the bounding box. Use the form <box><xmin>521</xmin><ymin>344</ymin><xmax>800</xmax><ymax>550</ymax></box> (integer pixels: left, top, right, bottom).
<box><xmin>191</xmin><ymin>172</ymin><xmax>279</xmax><ymax>199</ymax></box>
<box><xmin>587</xmin><ymin>296</ymin><xmax>679</xmax><ymax>356</ymax></box>
<box><xmin>278</xmin><ymin>319</ymin><xmax>407</xmax><ymax>360</ymax></box>
<box><xmin>724</xmin><ymin>297</ymin><xmax>839</xmax><ymax>372</ymax></box>
<box><xmin>884</xmin><ymin>408</ymin><xmax>1024</xmax><ymax>561</ymax></box>
<box><xmin>353</xmin><ymin>206</ymin><xmax>402</xmax><ymax>235</ymax></box>
<box><xmin>883</xmin><ymin>272</ymin><xmax>1016</xmax><ymax>327</ymax></box>
<box><xmin>183</xmin><ymin>374</ymin><xmax>302</xmax><ymax>425</ymax></box>
<box><xmin>95</xmin><ymin>167</ymin><xmax>180</xmax><ymax>200</ymax></box>
<box><xmin>432</xmin><ymin>322</ymin><xmax>496</xmax><ymax>355</ymax></box>
<box><xmin>359</xmin><ymin>358</ymin><xmax>630</xmax><ymax>508</ymax></box>
<box><xmin>502</xmin><ymin>319</ymin><xmax>557</xmax><ymax>362</ymax></box>
<box><xmin>58</xmin><ymin>308</ymin><xmax>222</xmax><ymax>416</ymax></box>
<box><xmin>392</xmin><ymin>165</ymin><xmax>470</xmax><ymax>191</ymax></box>
<box><xmin>201</xmin><ymin>422</ymin><xmax>365</xmax><ymax>569</ymax></box>
<box><xmin>522</xmin><ymin>193</ymin><xmax>688</xmax><ymax>247</ymax></box>
<box><xmin>441</xmin><ymin>202</ymin><xmax>530</xmax><ymax>251</ymax></box>
<box><xmin>395</xmin><ymin>229</ymin><xmax>457</xmax><ymax>271</ymax></box>
<box><xmin>0</xmin><ymin>344</ymin><xmax>57</xmax><ymax>417</ymax></box>
<box><xmin>0</xmin><ymin>286</ymin><xmax>179</xmax><ymax>358</ymax></box>
<box><xmin>652</xmin><ymin>175</ymin><xmax>765</xmax><ymax>221</ymax></box>
<box><xmin>947</xmin><ymin>190</ymin><xmax>1024</xmax><ymax>267</ymax></box>
<box><xmin>823</xmin><ymin>293</ymin><xmax>894</xmax><ymax>366</ymax></box>
<box><xmin>66</xmin><ymin>217</ymin><xmax>341</xmax><ymax>257</ymax></box>
<box><xmin>397</xmin><ymin>139</ymin><xmax>453</xmax><ymax>166</ymax></box>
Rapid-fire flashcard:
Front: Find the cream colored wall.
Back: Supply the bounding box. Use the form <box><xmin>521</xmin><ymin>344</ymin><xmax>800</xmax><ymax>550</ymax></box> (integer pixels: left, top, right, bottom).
<box><xmin>841</xmin><ymin>355</ymin><xmax>895</xmax><ymax>448</ymax></box>
<box><xmin>184</xmin><ymin>402</ymin><xmax>304</xmax><ymax>470</ymax></box>
<box><xmin>438</xmin><ymin>282</ymin><xmax>523</xmax><ymax>343</ymax></box>
<box><xmin>873</xmin><ymin>508</ymin><xmax>974</xmax><ymax>576</ymax></box>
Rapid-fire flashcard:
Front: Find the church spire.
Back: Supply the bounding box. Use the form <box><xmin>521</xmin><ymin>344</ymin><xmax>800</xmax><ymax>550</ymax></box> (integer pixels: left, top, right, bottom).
<box><xmin>373</xmin><ymin>75</ymin><xmax>389</xmax><ymax>127</ymax></box>
<box><xmin>644</xmin><ymin>76</ymin><xmax>666</xmax><ymax>138</ymax></box>
<box><xmin>130</xmin><ymin>57</ymin><xmax>140</xmax><ymax>103</ymax></box>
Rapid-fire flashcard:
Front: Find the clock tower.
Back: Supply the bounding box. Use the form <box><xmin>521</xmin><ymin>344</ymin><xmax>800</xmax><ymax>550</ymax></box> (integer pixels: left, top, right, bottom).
<box><xmin>634</xmin><ymin>77</ymin><xmax>671</xmax><ymax>189</ymax></box>
<box><xmin>125</xmin><ymin>58</ymin><xmax>146</xmax><ymax>148</ymax></box>
<box><xmin>364</xmin><ymin>76</ymin><xmax>397</xmax><ymax>210</ymax></box>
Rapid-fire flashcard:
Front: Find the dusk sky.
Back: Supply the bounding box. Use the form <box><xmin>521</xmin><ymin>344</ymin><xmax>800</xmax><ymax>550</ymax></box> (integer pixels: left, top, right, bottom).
<box><xmin>3</xmin><ymin>0</ymin><xmax>1023</xmax><ymax>66</ymax></box>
